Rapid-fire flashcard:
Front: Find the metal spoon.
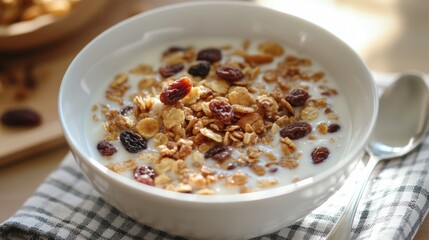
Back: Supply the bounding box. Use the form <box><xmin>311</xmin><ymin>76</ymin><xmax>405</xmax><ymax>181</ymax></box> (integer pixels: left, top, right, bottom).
<box><xmin>326</xmin><ymin>73</ymin><xmax>429</xmax><ymax>240</ymax></box>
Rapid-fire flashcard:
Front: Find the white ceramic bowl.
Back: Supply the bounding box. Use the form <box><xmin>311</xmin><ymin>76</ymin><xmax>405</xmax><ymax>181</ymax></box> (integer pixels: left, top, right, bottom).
<box><xmin>59</xmin><ymin>2</ymin><xmax>378</xmax><ymax>239</ymax></box>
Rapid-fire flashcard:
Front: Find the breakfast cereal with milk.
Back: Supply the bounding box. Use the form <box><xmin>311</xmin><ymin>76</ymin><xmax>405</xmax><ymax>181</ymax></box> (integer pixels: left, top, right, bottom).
<box><xmin>86</xmin><ymin>38</ymin><xmax>350</xmax><ymax>195</ymax></box>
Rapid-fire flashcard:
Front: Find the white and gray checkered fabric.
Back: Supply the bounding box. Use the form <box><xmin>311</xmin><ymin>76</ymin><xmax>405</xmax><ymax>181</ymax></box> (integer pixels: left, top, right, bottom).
<box><xmin>1</xmin><ymin>74</ymin><xmax>429</xmax><ymax>240</ymax></box>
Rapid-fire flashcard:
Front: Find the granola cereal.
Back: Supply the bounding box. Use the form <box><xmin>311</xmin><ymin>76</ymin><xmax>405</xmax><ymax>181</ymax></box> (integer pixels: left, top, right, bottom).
<box><xmin>86</xmin><ymin>38</ymin><xmax>350</xmax><ymax>194</ymax></box>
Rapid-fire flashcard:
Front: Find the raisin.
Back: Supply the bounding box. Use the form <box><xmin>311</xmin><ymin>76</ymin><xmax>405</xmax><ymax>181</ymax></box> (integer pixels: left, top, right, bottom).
<box><xmin>134</xmin><ymin>165</ymin><xmax>156</xmax><ymax>186</ymax></box>
<box><xmin>188</xmin><ymin>61</ymin><xmax>210</xmax><ymax>78</ymax></box>
<box><xmin>209</xmin><ymin>99</ymin><xmax>234</xmax><ymax>124</ymax></box>
<box><xmin>268</xmin><ymin>167</ymin><xmax>278</xmax><ymax>173</ymax></box>
<box><xmin>311</xmin><ymin>147</ymin><xmax>330</xmax><ymax>164</ymax></box>
<box><xmin>1</xmin><ymin>108</ymin><xmax>41</xmax><ymax>127</ymax></box>
<box><xmin>325</xmin><ymin>108</ymin><xmax>333</xmax><ymax>114</ymax></box>
<box><xmin>159</xmin><ymin>77</ymin><xmax>193</xmax><ymax>105</ymax></box>
<box><xmin>120</xmin><ymin>130</ymin><xmax>147</xmax><ymax>153</ymax></box>
<box><xmin>285</xmin><ymin>88</ymin><xmax>310</xmax><ymax>107</ymax></box>
<box><xmin>159</xmin><ymin>63</ymin><xmax>185</xmax><ymax>78</ymax></box>
<box><xmin>120</xmin><ymin>105</ymin><xmax>134</xmax><ymax>115</ymax></box>
<box><xmin>204</xmin><ymin>144</ymin><xmax>233</xmax><ymax>162</ymax></box>
<box><xmin>197</xmin><ymin>48</ymin><xmax>222</xmax><ymax>63</ymax></box>
<box><xmin>280</xmin><ymin>121</ymin><xmax>312</xmax><ymax>140</ymax></box>
<box><xmin>226</xmin><ymin>163</ymin><xmax>237</xmax><ymax>170</ymax></box>
<box><xmin>216</xmin><ymin>66</ymin><xmax>244</xmax><ymax>82</ymax></box>
<box><xmin>328</xmin><ymin>123</ymin><xmax>341</xmax><ymax>133</ymax></box>
<box><xmin>97</xmin><ymin>141</ymin><xmax>117</xmax><ymax>156</ymax></box>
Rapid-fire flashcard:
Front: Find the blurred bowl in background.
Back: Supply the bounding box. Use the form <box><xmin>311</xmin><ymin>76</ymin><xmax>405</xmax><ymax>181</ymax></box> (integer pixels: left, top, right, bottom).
<box><xmin>0</xmin><ymin>0</ymin><xmax>108</xmax><ymax>52</ymax></box>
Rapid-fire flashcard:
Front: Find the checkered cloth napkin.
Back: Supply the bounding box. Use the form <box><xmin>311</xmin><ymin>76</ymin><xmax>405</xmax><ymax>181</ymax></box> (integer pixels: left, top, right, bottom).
<box><xmin>1</xmin><ymin>73</ymin><xmax>429</xmax><ymax>240</ymax></box>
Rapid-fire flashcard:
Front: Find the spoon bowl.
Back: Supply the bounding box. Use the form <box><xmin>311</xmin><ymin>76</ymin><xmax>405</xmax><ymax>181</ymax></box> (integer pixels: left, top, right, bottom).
<box><xmin>327</xmin><ymin>73</ymin><xmax>429</xmax><ymax>240</ymax></box>
<box><xmin>368</xmin><ymin>74</ymin><xmax>429</xmax><ymax>159</ymax></box>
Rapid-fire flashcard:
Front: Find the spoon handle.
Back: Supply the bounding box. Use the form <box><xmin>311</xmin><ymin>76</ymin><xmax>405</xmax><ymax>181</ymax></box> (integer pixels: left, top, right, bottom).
<box><xmin>326</xmin><ymin>154</ymin><xmax>380</xmax><ymax>240</ymax></box>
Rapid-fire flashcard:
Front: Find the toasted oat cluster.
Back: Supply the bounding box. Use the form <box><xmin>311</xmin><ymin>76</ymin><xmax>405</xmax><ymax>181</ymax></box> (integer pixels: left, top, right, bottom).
<box><xmin>90</xmin><ymin>40</ymin><xmax>344</xmax><ymax>194</ymax></box>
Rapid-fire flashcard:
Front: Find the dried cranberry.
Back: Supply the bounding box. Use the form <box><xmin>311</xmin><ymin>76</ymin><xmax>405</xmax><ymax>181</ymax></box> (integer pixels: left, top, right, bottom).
<box><xmin>120</xmin><ymin>130</ymin><xmax>147</xmax><ymax>153</ymax></box>
<box><xmin>209</xmin><ymin>99</ymin><xmax>234</xmax><ymax>124</ymax></box>
<box><xmin>285</xmin><ymin>89</ymin><xmax>310</xmax><ymax>107</ymax></box>
<box><xmin>97</xmin><ymin>141</ymin><xmax>117</xmax><ymax>156</ymax></box>
<box><xmin>188</xmin><ymin>61</ymin><xmax>210</xmax><ymax>78</ymax></box>
<box><xmin>1</xmin><ymin>108</ymin><xmax>41</xmax><ymax>127</ymax></box>
<box><xmin>204</xmin><ymin>144</ymin><xmax>233</xmax><ymax>162</ymax></box>
<box><xmin>159</xmin><ymin>77</ymin><xmax>193</xmax><ymax>105</ymax></box>
<box><xmin>216</xmin><ymin>66</ymin><xmax>244</xmax><ymax>82</ymax></box>
<box><xmin>159</xmin><ymin>63</ymin><xmax>185</xmax><ymax>78</ymax></box>
<box><xmin>280</xmin><ymin>121</ymin><xmax>312</xmax><ymax>140</ymax></box>
<box><xmin>328</xmin><ymin>123</ymin><xmax>341</xmax><ymax>133</ymax></box>
<box><xmin>197</xmin><ymin>48</ymin><xmax>222</xmax><ymax>63</ymax></box>
<box><xmin>134</xmin><ymin>165</ymin><xmax>156</xmax><ymax>186</ymax></box>
<box><xmin>311</xmin><ymin>147</ymin><xmax>330</xmax><ymax>164</ymax></box>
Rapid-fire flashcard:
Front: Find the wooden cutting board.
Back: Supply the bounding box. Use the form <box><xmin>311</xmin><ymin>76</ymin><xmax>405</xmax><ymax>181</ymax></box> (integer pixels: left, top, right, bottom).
<box><xmin>0</xmin><ymin>57</ymin><xmax>70</xmax><ymax>166</ymax></box>
<box><xmin>0</xmin><ymin>0</ymin><xmax>113</xmax><ymax>166</ymax></box>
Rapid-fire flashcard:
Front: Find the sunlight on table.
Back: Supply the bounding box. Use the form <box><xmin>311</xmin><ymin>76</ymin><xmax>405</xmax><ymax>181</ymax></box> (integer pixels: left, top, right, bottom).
<box><xmin>256</xmin><ymin>0</ymin><xmax>429</xmax><ymax>73</ymax></box>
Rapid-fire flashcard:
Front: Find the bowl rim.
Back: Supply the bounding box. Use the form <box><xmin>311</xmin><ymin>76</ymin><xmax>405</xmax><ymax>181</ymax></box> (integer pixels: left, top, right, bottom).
<box><xmin>59</xmin><ymin>0</ymin><xmax>378</xmax><ymax>203</ymax></box>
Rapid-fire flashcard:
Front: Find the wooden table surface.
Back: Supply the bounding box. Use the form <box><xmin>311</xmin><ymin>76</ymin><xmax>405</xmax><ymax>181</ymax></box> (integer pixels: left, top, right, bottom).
<box><xmin>1</xmin><ymin>0</ymin><xmax>428</xmax><ymax>238</ymax></box>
